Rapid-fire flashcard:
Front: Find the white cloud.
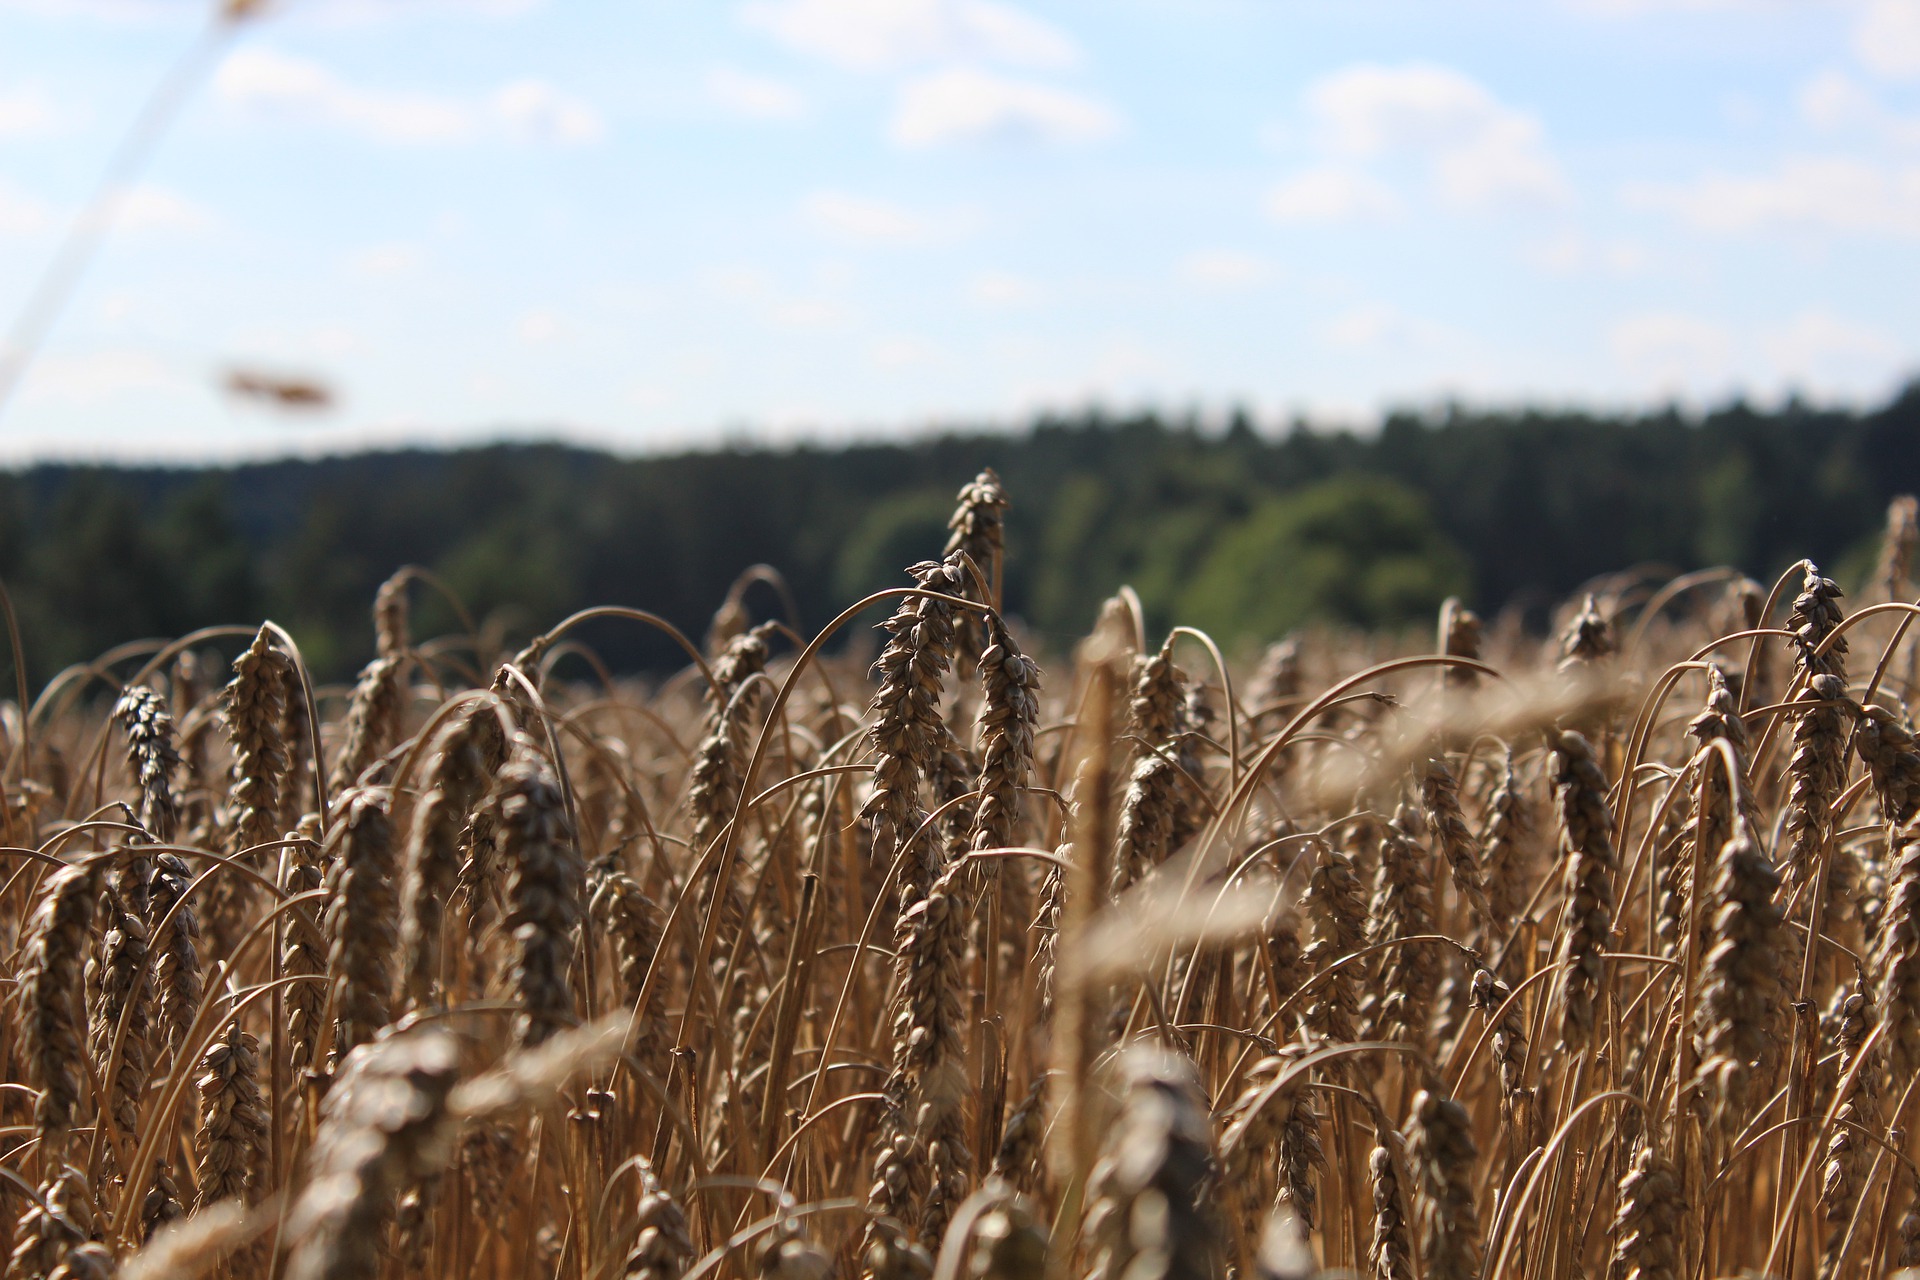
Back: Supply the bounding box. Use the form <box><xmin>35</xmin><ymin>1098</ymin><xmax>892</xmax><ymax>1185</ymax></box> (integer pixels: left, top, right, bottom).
<box><xmin>1604</xmin><ymin>308</ymin><xmax>1905</xmax><ymax>399</ymax></box>
<box><xmin>890</xmin><ymin>67</ymin><xmax>1119</xmax><ymax>147</ymax></box>
<box><xmin>0</xmin><ymin>182</ymin><xmax>53</xmax><ymax>236</ymax></box>
<box><xmin>307</xmin><ymin>325</ymin><xmax>362</xmax><ymax>357</ymax></box>
<box><xmin>738</xmin><ymin>0</ymin><xmax>1079</xmax><ymax>72</ymax></box>
<box><xmin>701</xmin><ymin>265</ymin><xmax>851</xmax><ymax>328</ymax></box>
<box><xmin>215</xmin><ymin>48</ymin><xmax>603</xmax><ymax>146</ymax></box>
<box><xmin>706</xmin><ymin>66</ymin><xmax>808</xmax><ymax>121</ymax></box>
<box><xmin>1011</xmin><ymin>334</ymin><xmax>1173</xmax><ymax>408</ymax></box>
<box><xmin>286</xmin><ymin>0</ymin><xmax>547</xmax><ymax>24</ymax></box>
<box><xmin>1562</xmin><ymin>0</ymin><xmax>1793</xmax><ymax>12</ymax></box>
<box><xmin>1610</xmin><ymin>311</ymin><xmax>1733</xmax><ymax>389</ymax></box>
<box><xmin>627</xmin><ymin>382</ymin><xmax>672</xmax><ymax>410</ymax></box>
<box><xmin>1799</xmin><ymin>68</ymin><xmax>1876</xmax><ymax>128</ymax></box>
<box><xmin>1300</xmin><ymin>62</ymin><xmax>1569</xmax><ymax>210</ymax></box>
<box><xmin>0</xmin><ymin>0</ymin><xmax>544</xmax><ymax>23</ymax></box>
<box><xmin>707</xmin><ymin>265</ymin><xmax>773</xmax><ymax>299</ymax></box>
<box><xmin>1521</xmin><ymin>229</ymin><xmax>1648</xmax><ymax>275</ymax></box>
<box><xmin>966</xmin><ymin>269</ymin><xmax>1043</xmax><ymax>306</ymax></box>
<box><xmin>0</xmin><ymin>86</ymin><xmax>58</xmax><ymax>138</ymax></box>
<box><xmin>347</xmin><ymin>242</ymin><xmax>424</xmax><ymax>275</ymax></box>
<box><xmin>117</xmin><ymin>184</ymin><xmax>210</xmax><ymax>234</ymax></box>
<box><xmin>20</xmin><ymin>348</ymin><xmax>189</xmax><ymax>407</ymax></box>
<box><xmin>1265</xmin><ymin>167</ymin><xmax>1401</xmax><ymax>223</ymax></box>
<box><xmin>0</xmin><ymin>0</ymin><xmax>190</xmax><ymax>20</ymax></box>
<box><xmin>0</xmin><ymin>181</ymin><xmax>202</xmax><ymax>242</ymax></box>
<box><xmin>1324</xmin><ymin>303</ymin><xmax>1460</xmax><ymax>350</ymax></box>
<box><xmin>870</xmin><ymin>335</ymin><xmax>942</xmax><ymax>367</ymax></box>
<box><xmin>1625</xmin><ymin>155</ymin><xmax>1920</xmax><ymax>236</ymax></box>
<box><xmin>493</xmin><ymin>79</ymin><xmax>604</xmax><ymax>144</ymax></box>
<box><xmin>800</xmin><ymin>189</ymin><xmax>965</xmax><ymax>242</ymax></box>
<box><xmin>518</xmin><ymin>308</ymin><xmax>563</xmax><ymax>343</ymax></box>
<box><xmin>1326</xmin><ymin>304</ymin><xmax>1403</xmax><ymax>347</ymax></box>
<box><xmin>1175</xmin><ymin>250</ymin><xmax>1275</xmax><ymax>290</ymax></box>
<box><xmin>217</xmin><ymin>49</ymin><xmax>466</xmax><ymax>142</ymax></box>
<box><xmin>1797</xmin><ymin>68</ymin><xmax>1920</xmax><ymax>144</ymax></box>
<box><xmin>1433</xmin><ymin>114</ymin><xmax>1566</xmax><ymax>208</ymax></box>
<box><xmin>1857</xmin><ymin>0</ymin><xmax>1920</xmax><ymax>79</ymax></box>
<box><xmin>1763</xmin><ymin>309</ymin><xmax>1904</xmax><ymax>383</ymax></box>
<box><xmin>771</xmin><ymin>298</ymin><xmax>846</xmax><ymax>328</ymax></box>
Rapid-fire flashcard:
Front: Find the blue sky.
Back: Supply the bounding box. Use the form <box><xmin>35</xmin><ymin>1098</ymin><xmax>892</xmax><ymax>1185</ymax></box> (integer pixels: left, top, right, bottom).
<box><xmin>0</xmin><ymin>0</ymin><xmax>1915</xmax><ymax>462</ymax></box>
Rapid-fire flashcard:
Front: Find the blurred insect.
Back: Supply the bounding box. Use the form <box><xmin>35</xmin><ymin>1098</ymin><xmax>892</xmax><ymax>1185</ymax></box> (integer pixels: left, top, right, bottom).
<box><xmin>223</xmin><ymin>368</ymin><xmax>336</xmax><ymax>411</ymax></box>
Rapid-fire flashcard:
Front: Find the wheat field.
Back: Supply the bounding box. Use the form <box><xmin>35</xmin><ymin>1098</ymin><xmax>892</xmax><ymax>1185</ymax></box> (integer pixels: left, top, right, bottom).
<box><xmin>0</xmin><ymin>469</ymin><xmax>1916</xmax><ymax>1280</ymax></box>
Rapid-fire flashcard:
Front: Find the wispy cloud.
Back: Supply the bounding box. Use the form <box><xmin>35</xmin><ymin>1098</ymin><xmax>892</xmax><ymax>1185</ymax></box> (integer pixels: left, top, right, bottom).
<box><xmin>215</xmin><ymin>48</ymin><xmax>603</xmax><ymax>146</ymax></box>
<box><xmin>706</xmin><ymin>66</ymin><xmax>809</xmax><ymax>121</ymax></box>
<box><xmin>518</xmin><ymin>308</ymin><xmax>565</xmax><ymax>343</ymax></box>
<box><xmin>1324</xmin><ymin>302</ymin><xmax>1463</xmax><ymax>351</ymax></box>
<box><xmin>889</xmin><ymin>67</ymin><xmax>1119</xmax><ymax>147</ymax></box>
<box><xmin>493</xmin><ymin>78</ymin><xmax>604</xmax><ymax>144</ymax></box>
<box><xmin>1625</xmin><ymin>155</ymin><xmax>1920</xmax><ymax>236</ymax></box>
<box><xmin>1856</xmin><ymin>0</ymin><xmax>1920</xmax><ymax>79</ymax></box>
<box><xmin>800</xmin><ymin>189</ymin><xmax>970</xmax><ymax>243</ymax></box>
<box><xmin>739</xmin><ymin>0</ymin><xmax>1079</xmax><ymax>72</ymax></box>
<box><xmin>0</xmin><ymin>181</ymin><xmax>204</xmax><ymax>239</ymax></box>
<box><xmin>1609</xmin><ymin>311</ymin><xmax>1733</xmax><ymax>389</ymax></box>
<box><xmin>1560</xmin><ymin>0</ymin><xmax>1795</xmax><ymax>14</ymax></box>
<box><xmin>1175</xmin><ymin>250</ymin><xmax>1276</xmax><ymax>290</ymax></box>
<box><xmin>1796</xmin><ymin>68</ymin><xmax>1920</xmax><ymax>145</ymax></box>
<box><xmin>0</xmin><ymin>181</ymin><xmax>53</xmax><ymax>236</ymax></box>
<box><xmin>0</xmin><ymin>0</ymin><xmax>544</xmax><ymax>22</ymax></box>
<box><xmin>0</xmin><ymin>86</ymin><xmax>58</xmax><ymax>138</ymax></box>
<box><xmin>1521</xmin><ymin>229</ymin><xmax>1649</xmax><ymax>276</ymax></box>
<box><xmin>769</xmin><ymin>298</ymin><xmax>848</xmax><ymax>328</ymax></box>
<box><xmin>347</xmin><ymin>242</ymin><xmax>425</xmax><ymax>276</ymax></box>
<box><xmin>966</xmin><ymin>269</ymin><xmax>1044</xmax><ymax>306</ymax></box>
<box><xmin>1299</xmin><ymin>62</ymin><xmax>1569</xmax><ymax>211</ymax></box>
<box><xmin>869</xmin><ymin>334</ymin><xmax>943</xmax><ymax>367</ymax></box>
<box><xmin>19</xmin><ymin>347</ymin><xmax>191</xmax><ymax>407</ymax></box>
<box><xmin>117</xmin><ymin>183</ymin><xmax>211</xmax><ymax>234</ymax></box>
<box><xmin>701</xmin><ymin>264</ymin><xmax>852</xmax><ymax>329</ymax></box>
<box><xmin>1265</xmin><ymin>167</ymin><xmax>1401</xmax><ymax>223</ymax></box>
<box><xmin>1763</xmin><ymin>308</ymin><xmax>1905</xmax><ymax>385</ymax></box>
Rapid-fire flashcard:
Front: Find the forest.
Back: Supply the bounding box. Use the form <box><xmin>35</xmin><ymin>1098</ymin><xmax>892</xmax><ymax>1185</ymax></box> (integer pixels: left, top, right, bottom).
<box><xmin>1</xmin><ymin>387</ymin><xmax>1913</xmax><ymax>685</ymax></box>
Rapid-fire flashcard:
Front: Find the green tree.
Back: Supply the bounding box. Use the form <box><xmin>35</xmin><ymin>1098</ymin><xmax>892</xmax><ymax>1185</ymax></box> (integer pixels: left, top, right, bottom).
<box><xmin>1178</xmin><ymin>473</ymin><xmax>1470</xmax><ymax>645</ymax></box>
<box><xmin>833</xmin><ymin>489</ymin><xmax>955</xmax><ymax>605</ymax></box>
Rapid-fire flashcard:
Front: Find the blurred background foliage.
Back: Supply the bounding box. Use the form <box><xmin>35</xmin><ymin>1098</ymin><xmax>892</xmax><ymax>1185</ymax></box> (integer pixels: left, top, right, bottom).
<box><xmin>1</xmin><ymin>387</ymin><xmax>1914</xmax><ymax>688</ymax></box>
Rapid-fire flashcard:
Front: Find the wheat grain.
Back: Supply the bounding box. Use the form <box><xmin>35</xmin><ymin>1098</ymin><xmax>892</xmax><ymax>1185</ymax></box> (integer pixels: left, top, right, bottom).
<box><xmin>1818</xmin><ymin>988</ymin><xmax>1879</xmax><ymax>1278</ymax></box>
<box><xmin>1607</xmin><ymin>1142</ymin><xmax>1683</xmax><ymax>1280</ymax></box>
<box><xmin>1360</xmin><ymin>805</ymin><xmax>1435</xmax><ymax>1044</ymax></box>
<box><xmin>85</xmin><ymin>877</ymin><xmax>151</xmax><ymax>1164</ymax></box>
<box><xmin>1367</xmin><ymin>1142</ymin><xmax>1412</xmax><ymax>1280</ymax></box>
<box><xmin>193</xmin><ymin>1019</ymin><xmax>267</xmax><ymax>1209</ymax></box>
<box><xmin>1299</xmin><ymin>836</ymin><xmax>1364</xmax><ymax>1045</ymax></box>
<box><xmin>283</xmin><ymin>1028</ymin><xmax>461</xmax><ymax>1280</ymax></box>
<box><xmin>328</xmin><ymin>655</ymin><xmax>404</xmax><ymax>796</ymax></box>
<box><xmin>6</xmin><ymin>1167</ymin><xmax>96</xmax><ymax>1280</ymax></box>
<box><xmin>493</xmin><ymin>741</ymin><xmax>582</xmax><ymax>1048</ymax></box>
<box><xmin>323</xmin><ymin>788</ymin><xmax>399</xmax><ymax>1062</ymax></box>
<box><xmin>222</xmin><ymin>625</ymin><xmax>292</xmax><ymax>854</ymax></box>
<box><xmin>115</xmin><ymin>685</ymin><xmax>182</xmax><ymax>843</ymax></box>
<box><xmin>622</xmin><ymin>1157</ymin><xmax>692</xmax><ymax>1280</ymax></box>
<box><xmin>1407</xmin><ymin>1087</ymin><xmax>1480</xmax><ymax>1280</ymax></box>
<box><xmin>1691</xmin><ymin>819</ymin><xmax>1783</xmax><ymax>1134</ymax></box>
<box><xmin>19</xmin><ymin>865</ymin><xmax>100</xmax><ymax>1153</ymax></box>
<box><xmin>1082</xmin><ymin>1048</ymin><xmax>1223</xmax><ymax>1280</ymax></box>
<box><xmin>953</xmin><ymin>1184</ymin><xmax>1045</xmax><ymax>1280</ymax></box>
<box><xmin>1549</xmin><ymin>730</ymin><xmax>1615</xmax><ymax>1049</ymax></box>
<box><xmin>399</xmin><ymin>709</ymin><xmax>499</xmax><ymax>1010</ymax></box>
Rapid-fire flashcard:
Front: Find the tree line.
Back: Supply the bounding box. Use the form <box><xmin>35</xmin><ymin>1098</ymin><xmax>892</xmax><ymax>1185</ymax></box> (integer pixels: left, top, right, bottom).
<box><xmin>1</xmin><ymin>386</ymin><xmax>1914</xmax><ymax>688</ymax></box>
